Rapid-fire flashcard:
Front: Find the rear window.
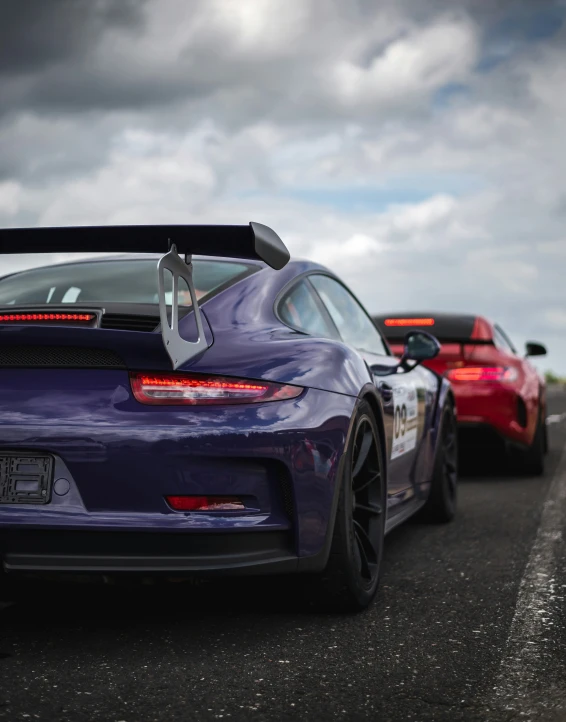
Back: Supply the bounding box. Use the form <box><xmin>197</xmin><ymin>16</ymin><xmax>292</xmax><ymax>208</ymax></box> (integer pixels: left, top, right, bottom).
<box><xmin>373</xmin><ymin>314</ymin><xmax>477</xmax><ymax>342</ymax></box>
<box><xmin>0</xmin><ymin>258</ymin><xmax>255</xmax><ymax>307</ymax></box>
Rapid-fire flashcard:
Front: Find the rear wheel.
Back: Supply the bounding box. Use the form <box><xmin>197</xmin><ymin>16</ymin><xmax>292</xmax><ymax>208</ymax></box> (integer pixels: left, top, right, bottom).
<box><xmin>310</xmin><ymin>400</ymin><xmax>385</xmax><ymax>612</ymax></box>
<box><xmin>520</xmin><ymin>415</ymin><xmax>545</xmax><ymax>477</ymax></box>
<box><xmin>417</xmin><ymin>402</ymin><xmax>458</xmax><ymax>523</ymax></box>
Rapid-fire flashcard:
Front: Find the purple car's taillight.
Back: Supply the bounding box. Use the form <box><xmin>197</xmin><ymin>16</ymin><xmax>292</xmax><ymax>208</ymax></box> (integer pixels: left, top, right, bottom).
<box><xmin>130</xmin><ymin>372</ymin><xmax>303</xmax><ymax>405</ymax></box>
<box><xmin>166</xmin><ymin>495</ymin><xmax>246</xmax><ymax>511</ymax></box>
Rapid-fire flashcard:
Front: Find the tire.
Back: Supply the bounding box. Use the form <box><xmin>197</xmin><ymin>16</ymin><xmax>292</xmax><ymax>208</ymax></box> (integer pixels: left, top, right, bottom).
<box><xmin>417</xmin><ymin>401</ymin><xmax>458</xmax><ymax>523</ymax></box>
<box><xmin>0</xmin><ymin>568</ymin><xmax>14</xmax><ymax>605</ymax></box>
<box><xmin>308</xmin><ymin>400</ymin><xmax>386</xmax><ymax>613</ymax></box>
<box><xmin>521</xmin><ymin>415</ymin><xmax>545</xmax><ymax>477</ymax></box>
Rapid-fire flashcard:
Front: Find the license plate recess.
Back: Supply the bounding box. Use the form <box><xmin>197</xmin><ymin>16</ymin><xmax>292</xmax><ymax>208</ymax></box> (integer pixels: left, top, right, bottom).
<box><xmin>0</xmin><ymin>453</ymin><xmax>54</xmax><ymax>505</ymax></box>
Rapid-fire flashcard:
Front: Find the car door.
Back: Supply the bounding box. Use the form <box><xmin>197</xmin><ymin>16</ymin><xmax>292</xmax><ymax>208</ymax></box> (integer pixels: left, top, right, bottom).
<box><xmin>307</xmin><ymin>274</ymin><xmax>428</xmax><ymax>512</ymax></box>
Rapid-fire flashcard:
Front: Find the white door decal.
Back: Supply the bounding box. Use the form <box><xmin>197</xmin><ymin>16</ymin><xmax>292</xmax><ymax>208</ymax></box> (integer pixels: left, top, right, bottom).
<box><xmin>391</xmin><ymin>383</ymin><xmax>418</xmax><ymax>460</ymax></box>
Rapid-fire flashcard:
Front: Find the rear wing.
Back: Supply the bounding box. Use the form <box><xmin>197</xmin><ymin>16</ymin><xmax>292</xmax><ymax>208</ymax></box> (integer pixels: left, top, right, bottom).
<box><xmin>0</xmin><ymin>222</ymin><xmax>290</xmax><ymax>369</ymax></box>
<box><xmin>373</xmin><ymin>314</ymin><xmax>495</xmax><ymax>346</ymax></box>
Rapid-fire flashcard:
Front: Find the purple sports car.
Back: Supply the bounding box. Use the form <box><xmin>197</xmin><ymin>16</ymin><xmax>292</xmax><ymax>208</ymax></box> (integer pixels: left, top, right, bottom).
<box><xmin>0</xmin><ymin>223</ymin><xmax>457</xmax><ymax>610</ymax></box>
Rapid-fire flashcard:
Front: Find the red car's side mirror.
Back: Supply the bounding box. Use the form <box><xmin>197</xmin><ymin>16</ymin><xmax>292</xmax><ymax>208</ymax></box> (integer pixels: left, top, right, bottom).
<box><xmin>525</xmin><ymin>341</ymin><xmax>547</xmax><ymax>357</ymax></box>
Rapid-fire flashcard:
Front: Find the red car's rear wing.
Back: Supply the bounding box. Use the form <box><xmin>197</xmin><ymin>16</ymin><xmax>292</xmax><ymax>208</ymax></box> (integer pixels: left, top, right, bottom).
<box><xmin>373</xmin><ymin>314</ymin><xmax>494</xmax><ymax>345</ymax></box>
<box><xmin>0</xmin><ymin>222</ymin><xmax>290</xmax><ymax>369</ymax></box>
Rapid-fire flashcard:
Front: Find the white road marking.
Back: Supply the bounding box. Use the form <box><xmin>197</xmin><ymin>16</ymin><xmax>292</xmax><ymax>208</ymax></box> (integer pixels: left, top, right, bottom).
<box><xmin>546</xmin><ymin>385</ymin><xmax>566</xmax><ymax>398</ymax></box>
<box><xmin>491</xmin><ymin>445</ymin><xmax>566</xmax><ymax>717</ymax></box>
<box><xmin>547</xmin><ymin>413</ymin><xmax>566</xmax><ymax>425</ymax></box>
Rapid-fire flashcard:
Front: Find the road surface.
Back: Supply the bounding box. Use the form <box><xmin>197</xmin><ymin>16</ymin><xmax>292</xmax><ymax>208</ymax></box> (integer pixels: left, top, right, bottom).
<box><xmin>1</xmin><ymin>387</ymin><xmax>566</xmax><ymax>721</ymax></box>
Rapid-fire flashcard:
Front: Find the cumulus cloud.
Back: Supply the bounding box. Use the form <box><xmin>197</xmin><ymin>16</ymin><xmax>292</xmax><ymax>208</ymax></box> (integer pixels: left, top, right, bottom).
<box><xmin>330</xmin><ymin>18</ymin><xmax>478</xmax><ymax>111</ymax></box>
<box><xmin>0</xmin><ymin>182</ymin><xmax>21</xmax><ymax>216</ymax></box>
<box><xmin>0</xmin><ymin>0</ymin><xmax>566</xmax><ymax>372</ymax></box>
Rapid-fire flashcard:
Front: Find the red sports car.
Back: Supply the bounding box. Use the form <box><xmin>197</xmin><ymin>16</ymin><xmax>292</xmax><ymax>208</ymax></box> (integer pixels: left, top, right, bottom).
<box><xmin>373</xmin><ymin>312</ymin><xmax>548</xmax><ymax>474</ymax></box>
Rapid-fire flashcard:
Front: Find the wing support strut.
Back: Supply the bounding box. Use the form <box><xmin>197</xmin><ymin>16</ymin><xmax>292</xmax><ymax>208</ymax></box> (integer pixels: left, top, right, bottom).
<box><xmin>157</xmin><ymin>244</ymin><xmax>209</xmax><ymax>370</ymax></box>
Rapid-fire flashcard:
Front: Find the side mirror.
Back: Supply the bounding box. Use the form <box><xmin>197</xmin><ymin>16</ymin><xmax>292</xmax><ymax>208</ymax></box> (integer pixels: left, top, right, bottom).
<box><xmin>402</xmin><ymin>330</ymin><xmax>441</xmax><ymax>365</ymax></box>
<box><xmin>370</xmin><ymin>331</ymin><xmax>441</xmax><ymax>377</ymax></box>
<box><xmin>525</xmin><ymin>341</ymin><xmax>547</xmax><ymax>357</ymax></box>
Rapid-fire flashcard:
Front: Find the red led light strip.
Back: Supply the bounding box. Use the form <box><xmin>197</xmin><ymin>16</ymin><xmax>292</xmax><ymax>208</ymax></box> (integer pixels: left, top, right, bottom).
<box><xmin>384</xmin><ymin>318</ymin><xmax>435</xmax><ymax>327</ymax></box>
<box><xmin>138</xmin><ymin>375</ymin><xmax>267</xmax><ymax>391</ymax></box>
<box><xmin>0</xmin><ymin>313</ymin><xmax>95</xmax><ymax>323</ymax></box>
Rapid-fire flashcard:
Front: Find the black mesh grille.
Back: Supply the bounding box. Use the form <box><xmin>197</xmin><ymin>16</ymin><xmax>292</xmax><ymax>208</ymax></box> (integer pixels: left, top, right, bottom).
<box><xmin>277</xmin><ymin>465</ymin><xmax>295</xmax><ymax>521</ymax></box>
<box><xmin>100</xmin><ymin>313</ymin><xmax>158</xmax><ymax>332</ymax></box>
<box><xmin>0</xmin><ymin>346</ymin><xmax>125</xmax><ymax>369</ymax></box>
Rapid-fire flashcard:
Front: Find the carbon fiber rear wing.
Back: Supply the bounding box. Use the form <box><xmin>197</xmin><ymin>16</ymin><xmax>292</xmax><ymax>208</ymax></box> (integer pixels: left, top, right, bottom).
<box><xmin>0</xmin><ymin>222</ymin><xmax>290</xmax><ymax>369</ymax></box>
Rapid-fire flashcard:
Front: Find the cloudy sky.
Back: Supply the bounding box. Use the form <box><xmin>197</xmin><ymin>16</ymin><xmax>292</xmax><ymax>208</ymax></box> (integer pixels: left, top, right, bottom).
<box><xmin>1</xmin><ymin>0</ymin><xmax>566</xmax><ymax>372</ymax></box>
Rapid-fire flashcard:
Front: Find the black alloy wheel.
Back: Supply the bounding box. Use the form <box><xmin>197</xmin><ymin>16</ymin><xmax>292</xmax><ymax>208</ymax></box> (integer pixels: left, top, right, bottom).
<box><xmin>417</xmin><ymin>402</ymin><xmax>458</xmax><ymax>523</ymax></box>
<box><xmin>312</xmin><ymin>400</ymin><xmax>386</xmax><ymax>612</ymax></box>
<box><xmin>350</xmin><ymin>414</ymin><xmax>384</xmax><ymax>589</ymax></box>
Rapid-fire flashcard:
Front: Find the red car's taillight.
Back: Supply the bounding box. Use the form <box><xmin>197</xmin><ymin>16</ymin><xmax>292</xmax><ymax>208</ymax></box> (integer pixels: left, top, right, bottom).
<box><xmin>130</xmin><ymin>372</ymin><xmax>303</xmax><ymax>405</ymax></box>
<box><xmin>446</xmin><ymin>366</ymin><xmax>518</xmax><ymax>382</ymax></box>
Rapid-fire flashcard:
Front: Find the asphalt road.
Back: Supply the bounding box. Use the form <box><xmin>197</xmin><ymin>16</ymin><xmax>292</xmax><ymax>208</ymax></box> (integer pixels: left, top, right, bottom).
<box><xmin>1</xmin><ymin>388</ymin><xmax>566</xmax><ymax>722</ymax></box>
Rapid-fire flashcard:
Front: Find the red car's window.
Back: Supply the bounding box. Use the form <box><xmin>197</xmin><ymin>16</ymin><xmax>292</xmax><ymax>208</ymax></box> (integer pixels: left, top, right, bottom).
<box><xmin>493</xmin><ymin>324</ymin><xmax>517</xmax><ymax>354</ymax></box>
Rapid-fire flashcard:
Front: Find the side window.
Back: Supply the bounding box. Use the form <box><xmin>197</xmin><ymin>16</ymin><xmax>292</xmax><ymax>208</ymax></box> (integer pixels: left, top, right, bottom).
<box><xmin>494</xmin><ymin>324</ymin><xmax>516</xmax><ymax>354</ymax></box>
<box><xmin>309</xmin><ymin>275</ymin><xmax>389</xmax><ymax>356</ymax></box>
<box><xmin>278</xmin><ymin>280</ymin><xmax>338</xmax><ymax>339</ymax></box>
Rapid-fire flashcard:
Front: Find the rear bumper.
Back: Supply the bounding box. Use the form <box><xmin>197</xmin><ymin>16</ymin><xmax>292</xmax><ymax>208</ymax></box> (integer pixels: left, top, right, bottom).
<box><xmin>0</xmin><ymin>373</ymin><xmax>356</xmax><ymax>571</ymax></box>
<box><xmin>452</xmin><ymin>383</ymin><xmax>531</xmax><ymax>445</ymax></box>
<box><xmin>457</xmin><ymin>422</ymin><xmax>526</xmax><ymax>452</ymax></box>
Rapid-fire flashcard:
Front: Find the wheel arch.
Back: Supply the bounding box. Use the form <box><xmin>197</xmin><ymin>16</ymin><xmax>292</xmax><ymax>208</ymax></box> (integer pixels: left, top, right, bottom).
<box><xmin>359</xmin><ymin>383</ymin><xmax>388</xmax><ymax>483</ymax></box>
<box><xmin>538</xmin><ymin>380</ymin><xmax>548</xmax><ymax>452</ymax></box>
<box><xmin>296</xmin><ymin>383</ymin><xmax>387</xmax><ymax>573</ymax></box>
<box><xmin>432</xmin><ymin>377</ymin><xmax>456</xmax><ymax>458</ymax></box>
